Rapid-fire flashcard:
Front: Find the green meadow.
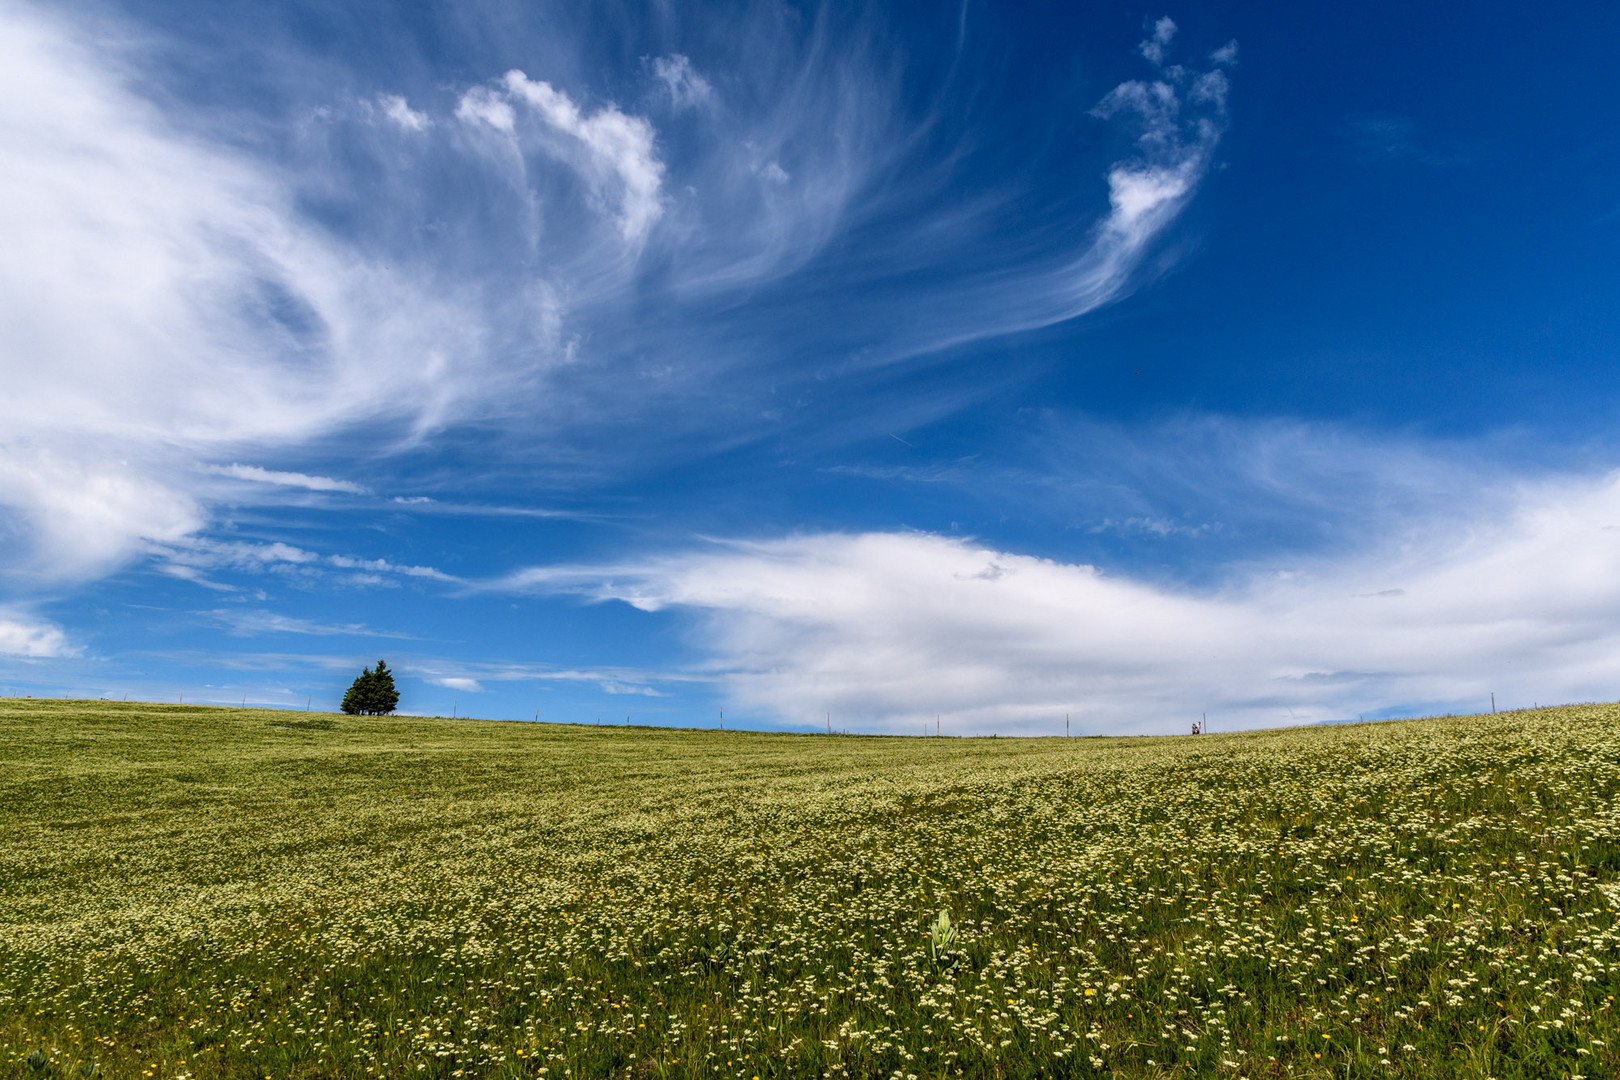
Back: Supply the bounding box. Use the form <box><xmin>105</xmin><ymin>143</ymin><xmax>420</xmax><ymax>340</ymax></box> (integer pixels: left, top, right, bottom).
<box><xmin>4</xmin><ymin>698</ymin><xmax>1619</xmax><ymax>1079</ymax></box>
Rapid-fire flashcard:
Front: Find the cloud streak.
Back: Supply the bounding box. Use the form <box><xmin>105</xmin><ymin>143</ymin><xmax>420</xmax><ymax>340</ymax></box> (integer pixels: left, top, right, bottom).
<box><xmin>407</xmin><ymin>658</ymin><xmax>687</xmax><ymax>699</ymax></box>
<box><xmin>206</xmin><ymin>464</ymin><xmax>369</xmax><ymax>494</ymax></box>
<box><xmin>150</xmin><ymin>539</ymin><xmax>457</xmax><ymax>590</ymax></box>
<box><xmin>203</xmin><ymin>609</ymin><xmax>414</xmax><ymax>638</ymax></box>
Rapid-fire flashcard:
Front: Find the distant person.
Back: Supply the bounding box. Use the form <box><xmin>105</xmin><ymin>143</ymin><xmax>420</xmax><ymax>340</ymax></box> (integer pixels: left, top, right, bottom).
<box><xmin>1191</xmin><ymin>721</ymin><xmax>1201</xmax><ymax>735</ymax></box>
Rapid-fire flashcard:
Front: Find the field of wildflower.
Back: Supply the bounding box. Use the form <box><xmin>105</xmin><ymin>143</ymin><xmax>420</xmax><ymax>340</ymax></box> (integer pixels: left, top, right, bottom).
<box><xmin>4</xmin><ymin>698</ymin><xmax>1620</xmax><ymax>1080</ymax></box>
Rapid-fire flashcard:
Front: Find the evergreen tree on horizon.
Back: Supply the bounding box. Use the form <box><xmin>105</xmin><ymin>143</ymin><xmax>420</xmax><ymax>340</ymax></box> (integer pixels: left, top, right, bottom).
<box><xmin>340</xmin><ymin>659</ymin><xmax>400</xmax><ymax>716</ymax></box>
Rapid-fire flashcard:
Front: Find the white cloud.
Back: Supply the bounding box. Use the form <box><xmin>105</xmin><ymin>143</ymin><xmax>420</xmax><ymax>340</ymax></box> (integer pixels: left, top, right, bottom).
<box><xmin>1191</xmin><ymin>69</ymin><xmax>1230</xmax><ymax>109</ymax></box>
<box><xmin>651</xmin><ymin>54</ymin><xmax>713</xmax><ymax>110</ymax></box>
<box><xmin>0</xmin><ymin>609</ymin><xmax>76</xmax><ymax>658</ymax></box>
<box><xmin>0</xmin><ymin>445</ymin><xmax>203</xmax><ymax>581</ymax></box>
<box><xmin>379</xmin><ymin>93</ymin><xmax>430</xmax><ymax>131</ymax></box>
<box><xmin>499</xmin><ymin>469</ymin><xmax>1620</xmax><ymax>734</ymax></box>
<box><xmin>1032</xmin><ymin>37</ymin><xmax>1234</xmax><ymax>330</ymax></box>
<box><xmin>454</xmin><ymin>84</ymin><xmax>515</xmax><ymax>132</ymax></box>
<box><xmin>432</xmin><ymin>676</ymin><xmax>483</xmax><ymax>692</ymax></box>
<box><xmin>206</xmin><ymin>464</ymin><xmax>369</xmax><ymax>494</ymax></box>
<box><xmin>0</xmin><ymin>2</ymin><xmax>492</xmax><ymax>582</ymax></box>
<box><xmin>1139</xmin><ymin>16</ymin><xmax>1177</xmax><ymax>66</ymax></box>
<box><xmin>458</xmin><ymin>71</ymin><xmax>665</xmax><ymax>242</ymax></box>
<box><xmin>1105</xmin><ymin>161</ymin><xmax>1195</xmax><ymax>232</ymax></box>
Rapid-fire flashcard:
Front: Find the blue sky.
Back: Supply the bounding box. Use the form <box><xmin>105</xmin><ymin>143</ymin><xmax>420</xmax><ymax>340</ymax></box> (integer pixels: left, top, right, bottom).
<box><xmin>3</xmin><ymin>0</ymin><xmax>1619</xmax><ymax>734</ymax></box>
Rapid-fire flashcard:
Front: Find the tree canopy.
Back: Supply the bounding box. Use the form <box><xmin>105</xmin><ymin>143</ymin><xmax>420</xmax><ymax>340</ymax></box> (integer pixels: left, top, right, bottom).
<box><xmin>340</xmin><ymin>659</ymin><xmax>400</xmax><ymax>716</ymax></box>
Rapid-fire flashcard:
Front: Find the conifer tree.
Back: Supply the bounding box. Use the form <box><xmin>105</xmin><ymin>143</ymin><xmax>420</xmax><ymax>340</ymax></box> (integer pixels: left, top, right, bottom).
<box><xmin>368</xmin><ymin>659</ymin><xmax>400</xmax><ymax>714</ymax></box>
<box><xmin>340</xmin><ymin>659</ymin><xmax>400</xmax><ymax>715</ymax></box>
<box><xmin>340</xmin><ymin>665</ymin><xmax>372</xmax><ymax>715</ymax></box>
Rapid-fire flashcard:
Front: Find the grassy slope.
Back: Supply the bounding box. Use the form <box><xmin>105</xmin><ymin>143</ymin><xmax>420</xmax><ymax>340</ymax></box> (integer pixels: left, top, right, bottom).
<box><xmin>3</xmin><ymin>699</ymin><xmax>1619</xmax><ymax>1080</ymax></box>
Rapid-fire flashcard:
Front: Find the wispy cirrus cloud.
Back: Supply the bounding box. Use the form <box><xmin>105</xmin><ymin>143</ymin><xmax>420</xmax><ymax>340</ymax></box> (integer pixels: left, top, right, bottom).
<box><xmin>203</xmin><ymin>609</ymin><xmax>414</xmax><ymax>639</ymax></box>
<box><xmin>0</xmin><ymin>1</ymin><xmax>503</xmax><ymax>582</ymax></box>
<box><xmin>0</xmin><ymin>0</ymin><xmax>1233</xmax><ymax>598</ymax></box>
<box><xmin>1047</xmin><ymin>17</ymin><xmax>1231</xmax><ymax>327</ymax></box>
<box><xmin>706</xmin><ymin>12</ymin><xmax>1236</xmax><ymax>373</ymax></box>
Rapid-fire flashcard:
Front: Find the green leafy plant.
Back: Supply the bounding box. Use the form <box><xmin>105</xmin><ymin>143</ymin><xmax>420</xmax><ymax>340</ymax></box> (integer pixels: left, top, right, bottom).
<box><xmin>928</xmin><ymin>908</ymin><xmax>958</xmax><ymax>965</ymax></box>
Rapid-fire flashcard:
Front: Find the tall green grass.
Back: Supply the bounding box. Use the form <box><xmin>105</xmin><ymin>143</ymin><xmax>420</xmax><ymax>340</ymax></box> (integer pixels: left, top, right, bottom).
<box><xmin>3</xmin><ymin>698</ymin><xmax>1618</xmax><ymax>1078</ymax></box>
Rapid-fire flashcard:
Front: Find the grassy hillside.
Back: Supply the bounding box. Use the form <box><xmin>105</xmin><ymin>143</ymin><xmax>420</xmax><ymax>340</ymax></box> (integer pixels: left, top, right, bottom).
<box><xmin>3</xmin><ymin>700</ymin><xmax>1619</xmax><ymax>1079</ymax></box>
